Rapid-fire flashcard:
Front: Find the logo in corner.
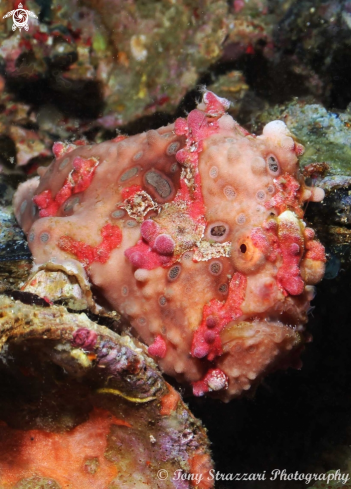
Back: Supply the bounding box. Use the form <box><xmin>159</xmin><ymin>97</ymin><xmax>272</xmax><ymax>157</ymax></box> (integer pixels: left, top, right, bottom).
<box><xmin>3</xmin><ymin>3</ymin><xmax>38</xmax><ymax>31</ymax></box>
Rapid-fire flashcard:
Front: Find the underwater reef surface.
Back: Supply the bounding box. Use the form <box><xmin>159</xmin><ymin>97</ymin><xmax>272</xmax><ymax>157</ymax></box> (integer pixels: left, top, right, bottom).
<box><xmin>0</xmin><ymin>0</ymin><xmax>351</xmax><ymax>487</ymax></box>
<box><xmin>0</xmin><ymin>0</ymin><xmax>228</xmax><ymax>127</ymax></box>
<box><xmin>0</xmin><ymin>293</ymin><xmax>213</xmax><ymax>488</ymax></box>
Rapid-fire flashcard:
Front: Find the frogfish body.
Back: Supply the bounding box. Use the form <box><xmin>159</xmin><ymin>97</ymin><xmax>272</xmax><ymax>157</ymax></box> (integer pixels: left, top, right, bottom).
<box><xmin>14</xmin><ymin>91</ymin><xmax>325</xmax><ymax>401</ymax></box>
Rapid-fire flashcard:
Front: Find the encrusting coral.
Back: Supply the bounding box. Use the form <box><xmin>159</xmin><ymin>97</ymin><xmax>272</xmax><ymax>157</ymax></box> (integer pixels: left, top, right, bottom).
<box><xmin>13</xmin><ymin>90</ymin><xmax>326</xmax><ymax>401</ymax></box>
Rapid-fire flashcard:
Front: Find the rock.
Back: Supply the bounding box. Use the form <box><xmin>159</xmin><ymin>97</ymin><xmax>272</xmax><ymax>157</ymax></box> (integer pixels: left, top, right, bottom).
<box><xmin>0</xmin><ymin>294</ymin><xmax>213</xmax><ymax>488</ymax></box>
<box><xmin>0</xmin><ymin>174</ymin><xmax>32</xmax><ymax>292</ymax></box>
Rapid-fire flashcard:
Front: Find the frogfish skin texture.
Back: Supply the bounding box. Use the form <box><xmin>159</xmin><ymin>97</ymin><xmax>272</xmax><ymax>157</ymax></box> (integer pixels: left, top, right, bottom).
<box><xmin>14</xmin><ymin>91</ymin><xmax>326</xmax><ymax>401</ymax></box>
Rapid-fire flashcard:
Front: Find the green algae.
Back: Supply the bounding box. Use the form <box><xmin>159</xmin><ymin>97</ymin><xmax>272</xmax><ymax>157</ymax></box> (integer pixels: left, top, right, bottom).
<box><xmin>254</xmin><ymin>101</ymin><xmax>351</xmax><ymax>176</ymax></box>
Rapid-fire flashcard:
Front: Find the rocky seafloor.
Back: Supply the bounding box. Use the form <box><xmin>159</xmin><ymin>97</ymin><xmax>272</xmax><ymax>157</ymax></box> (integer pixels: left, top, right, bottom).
<box><xmin>0</xmin><ymin>0</ymin><xmax>351</xmax><ymax>488</ymax></box>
